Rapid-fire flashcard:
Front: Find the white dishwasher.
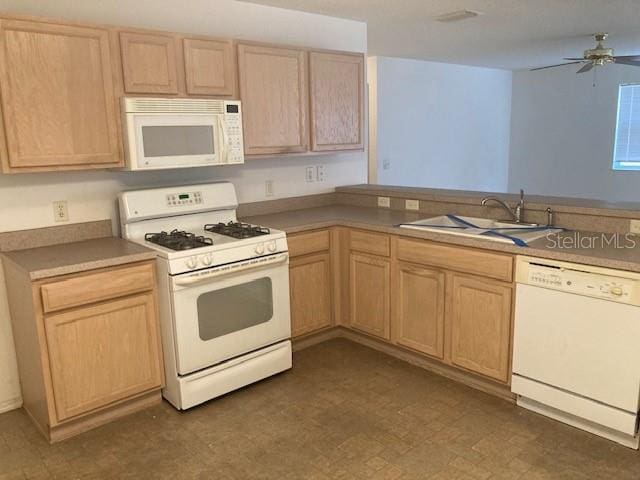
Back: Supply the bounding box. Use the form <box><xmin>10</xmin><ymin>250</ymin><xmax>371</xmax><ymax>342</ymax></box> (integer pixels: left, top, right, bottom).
<box><xmin>512</xmin><ymin>255</ymin><xmax>640</xmax><ymax>449</ymax></box>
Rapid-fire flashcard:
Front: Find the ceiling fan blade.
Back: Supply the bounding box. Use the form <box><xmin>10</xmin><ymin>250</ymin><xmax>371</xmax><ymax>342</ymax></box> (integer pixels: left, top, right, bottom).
<box><xmin>614</xmin><ymin>55</ymin><xmax>640</xmax><ymax>61</ymax></box>
<box><xmin>530</xmin><ymin>61</ymin><xmax>584</xmax><ymax>71</ymax></box>
<box><xmin>563</xmin><ymin>57</ymin><xmax>586</xmax><ymax>61</ymax></box>
<box><xmin>576</xmin><ymin>63</ymin><xmax>594</xmax><ymax>74</ymax></box>
<box><xmin>615</xmin><ymin>58</ymin><xmax>640</xmax><ymax>67</ymax></box>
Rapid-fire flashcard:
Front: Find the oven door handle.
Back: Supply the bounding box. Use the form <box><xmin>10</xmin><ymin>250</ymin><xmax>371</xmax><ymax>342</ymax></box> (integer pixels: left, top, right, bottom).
<box><xmin>173</xmin><ymin>253</ymin><xmax>288</xmax><ymax>287</ymax></box>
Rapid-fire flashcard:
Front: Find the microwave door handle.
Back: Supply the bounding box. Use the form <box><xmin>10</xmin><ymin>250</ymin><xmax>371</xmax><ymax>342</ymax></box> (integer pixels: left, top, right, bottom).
<box><xmin>174</xmin><ymin>253</ymin><xmax>288</xmax><ymax>287</ymax></box>
<box><xmin>218</xmin><ymin>118</ymin><xmax>229</xmax><ymax>163</ymax></box>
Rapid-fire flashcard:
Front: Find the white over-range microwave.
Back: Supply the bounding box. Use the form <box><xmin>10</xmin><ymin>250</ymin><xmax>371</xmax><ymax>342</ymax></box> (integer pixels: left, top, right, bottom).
<box><xmin>121</xmin><ymin>97</ymin><xmax>244</xmax><ymax>170</ymax></box>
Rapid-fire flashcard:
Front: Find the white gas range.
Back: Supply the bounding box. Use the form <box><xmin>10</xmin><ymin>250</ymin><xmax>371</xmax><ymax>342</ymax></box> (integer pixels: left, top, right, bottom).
<box><xmin>119</xmin><ymin>182</ymin><xmax>292</xmax><ymax>410</ymax></box>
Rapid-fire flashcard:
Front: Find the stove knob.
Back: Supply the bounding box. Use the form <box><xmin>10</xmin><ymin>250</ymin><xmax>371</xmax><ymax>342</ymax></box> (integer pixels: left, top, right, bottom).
<box><xmin>267</xmin><ymin>241</ymin><xmax>277</xmax><ymax>252</ymax></box>
<box><xmin>185</xmin><ymin>256</ymin><xmax>198</xmax><ymax>269</ymax></box>
<box><xmin>255</xmin><ymin>243</ymin><xmax>265</xmax><ymax>255</ymax></box>
<box><xmin>201</xmin><ymin>254</ymin><xmax>213</xmax><ymax>266</ymax></box>
<box><xmin>610</xmin><ymin>286</ymin><xmax>624</xmax><ymax>297</ymax></box>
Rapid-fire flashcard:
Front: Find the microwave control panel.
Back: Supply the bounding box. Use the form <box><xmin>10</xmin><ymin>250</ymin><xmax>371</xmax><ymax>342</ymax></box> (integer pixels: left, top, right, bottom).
<box><xmin>224</xmin><ymin>101</ymin><xmax>244</xmax><ymax>164</ymax></box>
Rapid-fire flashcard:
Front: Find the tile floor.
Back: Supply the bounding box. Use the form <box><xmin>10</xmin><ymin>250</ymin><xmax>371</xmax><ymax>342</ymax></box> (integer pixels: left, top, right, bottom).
<box><xmin>1</xmin><ymin>338</ymin><xmax>639</xmax><ymax>479</ymax></box>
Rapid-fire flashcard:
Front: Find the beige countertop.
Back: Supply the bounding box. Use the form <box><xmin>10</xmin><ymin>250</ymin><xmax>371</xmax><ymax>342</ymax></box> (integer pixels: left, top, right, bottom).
<box><xmin>336</xmin><ymin>184</ymin><xmax>640</xmax><ymax>218</ymax></box>
<box><xmin>2</xmin><ymin>237</ymin><xmax>156</xmax><ymax>280</ymax></box>
<box><xmin>242</xmin><ymin>205</ymin><xmax>640</xmax><ymax>273</ymax></box>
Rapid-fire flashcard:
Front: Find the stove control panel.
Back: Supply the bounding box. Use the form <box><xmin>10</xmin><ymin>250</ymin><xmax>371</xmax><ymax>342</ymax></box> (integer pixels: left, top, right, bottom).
<box><xmin>167</xmin><ymin>191</ymin><xmax>203</xmax><ymax>207</ymax></box>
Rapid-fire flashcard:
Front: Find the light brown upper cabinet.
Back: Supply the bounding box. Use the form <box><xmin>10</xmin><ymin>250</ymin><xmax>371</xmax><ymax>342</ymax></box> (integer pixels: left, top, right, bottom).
<box><xmin>183</xmin><ymin>38</ymin><xmax>236</xmax><ymax>96</ymax></box>
<box><xmin>449</xmin><ymin>274</ymin><xmax>512</xmax><ymax>383</ymax></box>
<box><xmin>394</xmin><ymin>263</ymin><xmax>445</xmax><ymax>359</ymax></box>
<box><xmin>120</xmin><ymin>31</ymin><xmax>179</xmax><ymax>94</ymax></box>
<box><xmin>238</xmin><ymin>44</ymin><xmax>308</xmax><ymax>155</ymax></box>
<box><xmin>309</xmin><ymin>52</ymin><xmax>364</xmax><ymax>152</ymax></box>
<box><xmin>0</xmin><ymin>19</ymin><xmax>122</xmax><ymax>173</ymax></box>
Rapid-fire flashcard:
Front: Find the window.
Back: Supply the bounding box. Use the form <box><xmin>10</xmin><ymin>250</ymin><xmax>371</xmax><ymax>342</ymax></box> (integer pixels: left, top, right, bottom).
<box><xmin>613</xmin><ymin>84</ymin><xmax>640</xmax><ymax>171</ymax></box>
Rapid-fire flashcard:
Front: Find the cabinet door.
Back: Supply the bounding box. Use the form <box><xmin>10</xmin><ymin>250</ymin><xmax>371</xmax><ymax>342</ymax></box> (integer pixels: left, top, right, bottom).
<box><xmin>120</xmin><ymin>31</ymin><xmax>179</xmax><ymax>94</ymax></box>
<box><xmin>309</xmin><ymin>52</ymin><xmax>364</xmax><ymax>151</ymax></box>
<box><xmin>44</xmin><ymin>293</ymin><xmax>163</xmax><ymax>421</ymax></box>
<box><xmin>289</xmin><ymin>253</ymin><xmax>332</xmax><ymax>337</ymax></box>
<box><xmin>449</xmin><ymin>275</ymin><xmax>512</xmax><ymax>382</ymax></box>
<box><xmin>395</xmin><ymin>263</ymin><xmax>445</xmax><ymax>358</ymax></box>
<box><xmin>238</xmin><ymin>44</ymin><xmax>308</xmax><ymax>155</ymax></box>
<box><xmin>183</xmin><ymin>38</ymin><xmax>235</xmax><ymax>96</ymax></box>
<box><xmin>350</xmin><ymin>253</ymin><xmax>390</xmax><ymax>340</ymax></box>
<box><xmin>0</xmin><ymin>19</ymin><xmax>121</xmax><ymax>171</ymax></box>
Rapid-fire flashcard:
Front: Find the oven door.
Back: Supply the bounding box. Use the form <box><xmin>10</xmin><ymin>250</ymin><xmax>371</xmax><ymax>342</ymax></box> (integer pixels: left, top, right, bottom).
<box><xmin>128</xmin><ymin>114</ymin><xmax>223</xmax><ymax>169</ymax></box>
<box><xmin>170</xmin><ymin>253</ymin><xmax>291</xmax><ymax>375</ymax></box>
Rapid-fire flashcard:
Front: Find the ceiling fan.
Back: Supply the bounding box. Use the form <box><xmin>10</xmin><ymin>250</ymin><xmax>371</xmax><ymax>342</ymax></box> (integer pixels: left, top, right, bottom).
<box><xmin>531</xmin><ymin>33</ymin><xmax>640</xmax><ymax>73</ymax></box>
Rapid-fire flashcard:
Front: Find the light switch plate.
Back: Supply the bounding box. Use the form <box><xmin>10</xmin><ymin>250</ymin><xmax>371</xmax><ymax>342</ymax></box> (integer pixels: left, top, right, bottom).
<box><xmin>405</xmin><ymin>199</ymin><xmax>420</xmax><ymax>210</ymax></box>
<box><xmin>265</xmin><ymin>180</ymin><xmax>274</xmax><ymax>197</ymax></box>
<box><xmin>630</xmin><ymin>220</ymin><xmax>640</xmax><ymax>235</ymax></box>
<box><xmin>305</xmin><ymin>167</ymin><xmax>315</xmax><ymax>182</ymax></box>
<box><xmin>378</xmin><ymin>196</ymin><xmax>390</xmax><ymax>208</ymax></box>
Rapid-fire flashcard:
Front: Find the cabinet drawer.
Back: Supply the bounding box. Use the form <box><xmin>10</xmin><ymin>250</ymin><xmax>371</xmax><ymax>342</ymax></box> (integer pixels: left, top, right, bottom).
<box><xmin>349</xmin><ymin>230</ymin><xmax>390</xmax><ymax>257</ymax></box>
<box><xmin>41</xmin><ymin>262</ymin><xmax>155</xmax><ymax>313</ymax></box>
<box><xmin>397</xmin><ymin>238</ymin><xmax>513</xmax><ymax>282</ymax></box>
<box><xmin>288</xmin><ymin>230</ymin><xmax>330</xmax><ymax>257</ymax></box>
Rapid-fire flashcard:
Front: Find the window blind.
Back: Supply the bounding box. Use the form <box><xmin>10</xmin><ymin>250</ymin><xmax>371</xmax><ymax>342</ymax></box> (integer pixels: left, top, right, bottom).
<box><xmin>613</xmin><ymin>84</ymin><xmax>640</xmax><ymax>170</ymax></box>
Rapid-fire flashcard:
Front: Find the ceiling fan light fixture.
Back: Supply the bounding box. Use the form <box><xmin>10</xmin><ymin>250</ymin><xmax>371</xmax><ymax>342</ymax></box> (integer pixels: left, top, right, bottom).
<box><xmin>434</xmin><ymin>9</ymin><xmax>482</xmax><ymax>23</ymax></box>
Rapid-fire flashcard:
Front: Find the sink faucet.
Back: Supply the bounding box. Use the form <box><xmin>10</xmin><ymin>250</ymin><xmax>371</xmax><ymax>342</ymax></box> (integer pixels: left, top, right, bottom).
<box><xmin>481</xmin><ymin>189</ymin><xmax>525</xmax><ymax>223</ymax></box>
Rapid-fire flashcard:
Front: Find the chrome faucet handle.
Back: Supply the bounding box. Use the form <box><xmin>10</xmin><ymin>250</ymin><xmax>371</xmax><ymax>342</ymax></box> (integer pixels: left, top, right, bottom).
<box><xmin>546</xmin><ymin>207</ymin><xmax>554</xmax><ymax>226</ymax></box>
<box><xmin>515</xmin><ymin>189</ymin><xmax>525</xmax><ymax>223</ymax></box>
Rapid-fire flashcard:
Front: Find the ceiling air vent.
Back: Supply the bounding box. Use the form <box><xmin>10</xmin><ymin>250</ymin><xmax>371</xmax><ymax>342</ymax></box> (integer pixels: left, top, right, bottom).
<box><xmin>435</xmin><ymin>10</ymin><xmax>482</xmax><ymax>22</ymax></box>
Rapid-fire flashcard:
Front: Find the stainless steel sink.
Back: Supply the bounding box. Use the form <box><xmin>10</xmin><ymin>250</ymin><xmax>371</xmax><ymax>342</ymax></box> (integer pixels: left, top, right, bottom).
<box><xmin>400</xmin><ymin>215</ymin><xmax>561</xmax><ymax>245</ymax></box>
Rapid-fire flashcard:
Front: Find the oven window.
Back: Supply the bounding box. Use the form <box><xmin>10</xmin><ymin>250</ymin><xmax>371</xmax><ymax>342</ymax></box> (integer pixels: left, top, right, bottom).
<box><xmin>196</xmin><ymin>277</ymin><xmax>273</xmax><ymax>341</ymax></box>
<box><xmin>142</xmin><ymin>125</ymin><xmax>215</xmax><ymax>157</ymax></box>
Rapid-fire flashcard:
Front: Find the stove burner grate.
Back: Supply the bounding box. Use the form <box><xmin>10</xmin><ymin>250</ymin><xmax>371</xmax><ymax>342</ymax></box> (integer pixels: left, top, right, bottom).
<box><xmin>144</xmin><ymin>229</ymin><xmax>213</xmax><ymax>251</ymax></box>
<box><xmin>204</xmin><ymin>222</ymin><xmax>271</xmax><ymax>239</ymax></box>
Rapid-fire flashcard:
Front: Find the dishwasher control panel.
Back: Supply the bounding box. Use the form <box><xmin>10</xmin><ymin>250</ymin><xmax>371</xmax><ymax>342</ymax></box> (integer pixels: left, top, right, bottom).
<box><xmin>517</xmin><ymin>256</ymin><xmax>640</xmax><ymax>306</ymax></box>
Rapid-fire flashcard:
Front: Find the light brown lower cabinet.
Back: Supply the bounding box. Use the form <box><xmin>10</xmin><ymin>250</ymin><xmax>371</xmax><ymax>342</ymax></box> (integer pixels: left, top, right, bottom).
<box><xmin>289</xmin><ymin>252</ymin><xmax>332</xmax><ymax>337</ymax></box>
<box><xmin>449</xmin><ymin>274</ymin><xmax>513</xmax><ymax>383</ymax></box>
<box><xmin>44</xmin><ymin>293</ymin><xmax>163</xmax><ymax>421</ymax></box>
<box><xmin>349</xmin><ymin>252</ymin><xmax>390</xmax><ymax>340</ymax></box>
<box><xmin>3</xmin><ymin>259</ymin><xmax>164</xmax><ymax>442</ymax></box>
<box><xmin>288</xmin><ymin>229</ymin><xmax>514</xmax><ymax>386</ymax></box>
<box><xmin>394</xmin><ymin>262</ymin><xmax>445</xmax><ymax>358</ymax></box>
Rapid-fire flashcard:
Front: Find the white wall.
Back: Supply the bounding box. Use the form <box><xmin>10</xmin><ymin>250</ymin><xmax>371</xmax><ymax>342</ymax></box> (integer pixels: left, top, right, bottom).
<box><xmin>509</xmin><ymin>65</ymin><xmax>640</xmax><ymax>201</ymax></box>
<box><xmin>371</xmin><ymin>56</ymin><xmax>512</xmax><ymax>192</ymax></box>
<box><xmin>0</xmin><ymin>0</ymin><xmax>367</xmax><ymax>411</ymax></box>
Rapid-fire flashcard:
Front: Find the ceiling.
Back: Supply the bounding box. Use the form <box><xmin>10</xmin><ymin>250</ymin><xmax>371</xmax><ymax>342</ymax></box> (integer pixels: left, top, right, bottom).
<box><xmin>238</xmin><ymin>0</ymin><xmax>640</xmax><ymax>70</ymax></box>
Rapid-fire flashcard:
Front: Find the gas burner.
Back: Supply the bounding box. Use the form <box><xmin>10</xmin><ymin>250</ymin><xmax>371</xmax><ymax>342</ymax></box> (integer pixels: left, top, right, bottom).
<box><xmin>205</xmin><ymin>222</ymin><xmax>271</xmax><ymax>239</ymax></box>
<box><xmin>145</xmin><ymin>229</ymin><xmax>214</xmax><ymax>251</ymax></box>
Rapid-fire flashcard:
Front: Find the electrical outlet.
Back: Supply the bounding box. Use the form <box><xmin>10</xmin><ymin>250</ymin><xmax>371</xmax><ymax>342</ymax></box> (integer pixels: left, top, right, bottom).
<box><xmin>630</xmin><ymin>220</ymin><xmax>640</xmax><ymax>235</ymax></box>
<box><xmin>53</xmin><ymin>201</ymin><xmax>69</xmax><ymax>222</ymax></box>
<box><xmin>405</xmin><ymin>199</ymin><xmax>420</xmax><ymax>211</ymax></box>
<box><xmin>305</xmin><ymin>166</ymin><xmax>315</xmax><ymax>182</ymax></box>
<box><xmin>378</xmin><ymin>196</ymin><xmax>391</xmax><ymax>208</ymax></box>
<box><xmin>316</xmin><ymin>165</ymin><xmax>326</xmax><ymax>182</ymax></box>
<box><xmin>265</xmin><ymin>180</ymin><xmax>274</xmax><ymax>197</ymax></box>
<box><xmin>382</xmin><ymin>158</ymin><xmax>391</xmax><ymax>170</ymax></box>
